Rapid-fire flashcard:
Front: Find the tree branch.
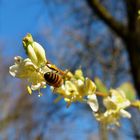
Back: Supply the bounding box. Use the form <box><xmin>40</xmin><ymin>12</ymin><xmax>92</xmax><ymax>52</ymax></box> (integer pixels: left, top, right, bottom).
<box><xmin>86</xmin><ymin>0</ymin><xmax>128</xmax><ymax>39</ymax></box>
<box><xmin>125</xmin><ymin>0</ymin><xmax>140</xmax><ymax>31</ymax></box>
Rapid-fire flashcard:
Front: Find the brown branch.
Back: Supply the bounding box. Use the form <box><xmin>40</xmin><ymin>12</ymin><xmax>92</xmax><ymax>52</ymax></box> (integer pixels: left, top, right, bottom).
<box><xmin>86</xmin><ymin>0</ymin><xmax>128</xmax><ymax>38</ymax></box>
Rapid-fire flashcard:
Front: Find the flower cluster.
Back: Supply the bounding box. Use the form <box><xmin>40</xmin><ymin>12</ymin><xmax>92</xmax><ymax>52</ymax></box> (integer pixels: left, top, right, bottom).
<box><xmin>94</xmin><ymin>89</ymin><xmax>131</xmax><ymax>126</ymax></box>
<box><xmin>9</xmin><ymin>34</ymin><xmax>51</xmax><ymax>95</ymax></box>
<box><xmin>52</xmin><ymin>69</ymin><xmax>98</xmax><ymax>109</ymax></box>
<box><xmin>9</xmin><ymin>33</ymin><xmax>140</xmax><ymax>127</ymax></box>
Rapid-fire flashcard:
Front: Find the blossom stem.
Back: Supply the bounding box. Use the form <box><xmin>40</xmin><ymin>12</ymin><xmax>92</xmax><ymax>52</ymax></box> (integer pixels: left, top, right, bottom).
<box><xmin>131</xmin><ymin>101</ymin><xmax>140</xmax><ymax>109</ymax></box>
<box><xmin>99</xmin><ymin>123</ymin><xmax>108</xmax><ymax>140</ymax></box>
<box><xmin>95</xmin><ymin>91</ymin><xmax>108</xmax><ymax>97</ymax></box>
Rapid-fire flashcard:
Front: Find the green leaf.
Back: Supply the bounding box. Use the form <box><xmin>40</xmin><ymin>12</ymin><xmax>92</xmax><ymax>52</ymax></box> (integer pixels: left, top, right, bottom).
<box><xmin>118</xmin><ymin>82</ymin><xmax>136</xmax><ymax>101</ymax></box>
<box><xmin>94</xmin><ymin>77</ymin><xmax>108</xmax><ymax>94</ymax></box>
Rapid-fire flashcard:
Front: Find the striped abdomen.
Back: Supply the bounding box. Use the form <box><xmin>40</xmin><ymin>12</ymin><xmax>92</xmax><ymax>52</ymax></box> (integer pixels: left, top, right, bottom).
<box><xmin>44</xmin><ymin>72</ymin><xmax>63</xmax><ymax>87</ymax></box>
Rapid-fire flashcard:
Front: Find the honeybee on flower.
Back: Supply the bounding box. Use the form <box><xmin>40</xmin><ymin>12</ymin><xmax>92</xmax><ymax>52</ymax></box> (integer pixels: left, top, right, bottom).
<box><xmin>9</xmin><ymin>33</ymin><xmax>98</xmax><ymax>110</ymax></box>
<box><xmin>9</xmin><ymin>34</ymin><xmax>65</xmax><ymax>95</ymax></box>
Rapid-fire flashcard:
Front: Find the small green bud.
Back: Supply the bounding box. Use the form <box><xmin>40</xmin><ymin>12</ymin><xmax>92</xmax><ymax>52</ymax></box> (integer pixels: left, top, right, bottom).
<box><xmin>22</xmin><ymin>33</ymin><xmax>34</xmax><ymax>54</ymax></box>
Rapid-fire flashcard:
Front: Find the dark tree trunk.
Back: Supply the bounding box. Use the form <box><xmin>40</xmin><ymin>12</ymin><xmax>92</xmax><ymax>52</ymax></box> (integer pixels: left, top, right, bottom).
<box><xmin>125</xmin><ymin>31</ymin><xmax>140</xmax><ymax>97</ymax></box>
<box><xmin>124</xmin><ymin>0</ymin><xmax>140</xmax><ymax>97</ymax></box>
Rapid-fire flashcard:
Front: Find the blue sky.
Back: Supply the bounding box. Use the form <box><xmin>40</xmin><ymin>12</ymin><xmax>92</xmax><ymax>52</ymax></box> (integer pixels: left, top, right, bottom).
<box><xmin>0</xmin><ymin>0</ymin><xmax>47</xmax><ymax>57</ymax></box>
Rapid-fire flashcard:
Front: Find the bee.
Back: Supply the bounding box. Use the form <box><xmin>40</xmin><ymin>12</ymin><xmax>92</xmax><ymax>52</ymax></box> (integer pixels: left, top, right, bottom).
<box><xmin>44</xmin><ymin>71</ymin><xmax>63</xmax><ymax>87</ymax></box>
<box><xmin>43</xmin><ymin>61</ymin><xmax>65</xmax><ymax>88</ymax></box>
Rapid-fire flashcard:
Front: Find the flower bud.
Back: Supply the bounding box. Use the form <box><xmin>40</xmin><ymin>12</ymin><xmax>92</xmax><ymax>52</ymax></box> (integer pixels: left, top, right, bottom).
<box><xmin>27</xmin><ymin>44</ymin><xmax>38</xmax><ymax>65</ymax></box>
<box><xmin>22</xmin><ymin>33</ymin><xmax>34</xmax><ymax>54</ymax></box>
<box><xmin>32</xmin><ymin>42</ymin><xmax>47</xmax><ymax>66</ymax></box>
<box><xmin>22</xmin><ymin>33</ymin><xmax>47</xmax><ymax>66</ymax></box>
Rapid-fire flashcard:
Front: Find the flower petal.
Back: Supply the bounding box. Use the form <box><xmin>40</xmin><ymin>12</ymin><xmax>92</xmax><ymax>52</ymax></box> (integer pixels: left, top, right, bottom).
<box><xmin>31</xmin><ymin>83</ymin><xmax>41</xmax><ymax>90</ymax></box>
<box><xmin>32</xmin><ymin>42</ymin><xmax>47</xmax><ymax>66</ymax></box>
<box><xmin>119</xmin><ymin>109</ymin><xmax>131</xmax><ymax>118</ymax></box>
<box><xmin>9</xmin><ymin>65</ymin><xmax>18</xmax><ymax>77</ymax></box>
<box><xmin>9</xmin><ymin>57</ymin><xmax>37</xmax><ymax>78</ymax></box>
<box><xmin>85</xmin><ymin>78</ymin><xmax>96</xmax><ymax>95</ymax></box>
<box><xmin>87</xmin><ymin>94</ymin><xmax>99</xmax><ymax>112</ymax></box>
<box><xmin>27</xmin><ymin>44</ymin><xmax>38</xmax><ymax>65</ymax></box>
